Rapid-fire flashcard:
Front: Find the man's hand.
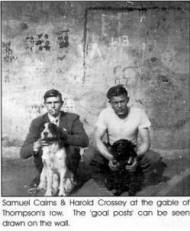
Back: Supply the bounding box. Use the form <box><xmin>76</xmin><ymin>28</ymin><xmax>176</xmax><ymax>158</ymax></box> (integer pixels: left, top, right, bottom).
<box><xmin>33</xmin><ymin>139</ymin><xmax>48</xmax><ymax>153</ymax></box>
<box><xmin>33</xmin><ymin>140</ymin><xmax>41</xmax><ymax>152</ymax></box>
<box><xmin>125</xmin><ymin>157</ymin><xmax>138</xmax><ymax>172</ymax></box>
<box><xmin>61</xmin><ymin>128</ymin><xmax>68</xmax><ymax>141</ymax></box>
<box><xmin>108</xmin><ymin>159</ymin><xmax>120</xmax><ymax>171</ymax></box>
<box><xmin>138</xmin><ymin>155</ymin><xmax>151</xmax><ymax>169</ymax></box>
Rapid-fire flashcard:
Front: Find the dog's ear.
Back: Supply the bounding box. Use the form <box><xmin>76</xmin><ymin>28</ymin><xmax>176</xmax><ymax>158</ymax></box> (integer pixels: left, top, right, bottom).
<box><xmin>48</xmin><ymin>123</ymin><xmax>58</xmax><ymax>134</ymax></box>
<box><xmin>39</xmin><ymin>123</ymin><xmax>46</xmax><ymax>133</ymax></box>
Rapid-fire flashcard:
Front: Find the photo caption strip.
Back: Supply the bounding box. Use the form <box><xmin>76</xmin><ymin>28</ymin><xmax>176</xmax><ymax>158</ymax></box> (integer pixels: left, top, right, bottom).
<box><xmin>1</xmin><ymin>197</ymin><xmax>190</xmax><ymax>230</ymax></box>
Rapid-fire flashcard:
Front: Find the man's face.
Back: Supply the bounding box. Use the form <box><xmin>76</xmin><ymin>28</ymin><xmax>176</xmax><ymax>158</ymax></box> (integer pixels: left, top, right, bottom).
<box><xmin>44</xmin><ymin>96</ymin><xmax>63</xmax><ymax>117</ymax></box>
<box><xmin>110</xmin><ymin>95</ymin><xmax>129</xmax><ymax>118</ymax></box>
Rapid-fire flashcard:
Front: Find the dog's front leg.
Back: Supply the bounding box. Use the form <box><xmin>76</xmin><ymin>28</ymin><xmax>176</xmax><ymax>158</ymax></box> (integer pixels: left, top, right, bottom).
<box><xmin>52</xmin><ymin>173</ymin><xmax>59</xmax><ymax>196</ymax></box>
<box><xmin>45</xmin><ymin>168</ymin><xmax>53</xmax><ymax>196</ymax></box>
<box><xmin>58</xmin><ymin>169</ymin><xmax>67</xmax><ymax>196</ymax></box>
<box><xmin>64</xmin><ymin>173</ymin><xmax>75</xmax><ymax>195</ymax></box>
<box><xmin>38</xmin><ymin>167</ymin><xmax>47</xmax><ymax>190</ymax></box>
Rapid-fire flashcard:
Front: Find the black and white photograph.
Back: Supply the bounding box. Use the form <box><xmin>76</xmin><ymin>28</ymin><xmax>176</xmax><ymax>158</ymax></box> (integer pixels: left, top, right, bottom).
<box><xmin>1</xmin><ymin>1</ymin><xmax>190</xmax><ymax>197</ymax></box>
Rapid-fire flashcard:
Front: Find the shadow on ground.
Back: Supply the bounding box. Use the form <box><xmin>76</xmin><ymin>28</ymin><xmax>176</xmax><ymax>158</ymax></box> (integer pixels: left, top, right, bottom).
<box><xmin>1</xmin><ymin>154</ymin><xmax>190</xmax><ymax>197</ymax></box>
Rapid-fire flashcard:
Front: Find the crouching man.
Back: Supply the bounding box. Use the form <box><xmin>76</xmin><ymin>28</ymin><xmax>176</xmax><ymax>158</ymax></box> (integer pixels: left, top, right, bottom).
<box><xmin>90</xmin><ymin>85</ymin><xmax>166</xmax><ymax>195</ymax></box>
<box><xmin>20</xmin><ymin>89</ymin><xmax>89</xmax><ymax>191</ymax></box>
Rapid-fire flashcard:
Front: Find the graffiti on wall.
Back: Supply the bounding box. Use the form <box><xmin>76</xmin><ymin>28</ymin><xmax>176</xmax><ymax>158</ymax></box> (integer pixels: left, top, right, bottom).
<box><xmin>3</xmin><ymin>70</ymin><xmax>10</xmax><ymax>83</ymax></box>
<box><xmin>101</xmin><ymin>13</ymin><xmax>122</xmax><ymax>37</ymax></box>
<box><xmin>2</xmin><ymin>42</ymin><xmax>17</xmax><ymax>63</ymax></box>
<box><xmin>24</xmin><ymin>36</ymin><xmax>35</xmax><ymax>51</ymax></box>
<box><xmin>27</xmin><ymin>104</ymin><xmax>45</xmax><ymax>115</ymax></box>
<box><xmin>110</xmin><ymin>35</ymin><xmax>130</xmax><ymax>47</ymax></box>
<box><xmin>56</xmin><ymin>30</ymin><xmax>69</xmax><ymax>49</ymax></box>
<box><xmin>113</xmin><ymin>65</ymin><xmax>139</xmax><ymax>87</ymax></box>
<box><xmin>84</xmin><ymin>34</ymin><xmax>130</xmax><ymax>62</ymax></box>
<box><xmin>35</xmin><ymin>33</ymin><xmax>51</xmax><ymax>51</ymax></box>
<box><xmin>62</xmin><ymin>96</ymin><xmax>75</xmax><ymax>112</ymax></box>
<box><xmin>24</xmin><ymin>30</ymin><xmax>70</xmax><ymax>53</ymax></box>
<box><xmin>24</xmin><ymin>34</ymin><xmax>50</xmax><ymax>51</ymax></box>
<box><xmin>56</xmin><ymin>30</ymin><xmax>70</xmax><ymax>61</ymax></box>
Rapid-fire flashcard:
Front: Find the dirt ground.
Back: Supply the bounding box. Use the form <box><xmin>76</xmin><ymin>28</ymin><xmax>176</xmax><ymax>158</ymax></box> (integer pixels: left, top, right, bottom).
<box><xmin>1</xmin><ymin>152</ymin><xmax>190</xmax><ymax>197</ymax></box>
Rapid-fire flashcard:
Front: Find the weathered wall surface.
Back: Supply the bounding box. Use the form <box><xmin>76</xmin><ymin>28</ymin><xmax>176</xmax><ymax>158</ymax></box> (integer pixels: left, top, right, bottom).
<box><xmin>2</xmin><ymin>2</ymin><xmax>190</xmax><ymax>153</ymax></box>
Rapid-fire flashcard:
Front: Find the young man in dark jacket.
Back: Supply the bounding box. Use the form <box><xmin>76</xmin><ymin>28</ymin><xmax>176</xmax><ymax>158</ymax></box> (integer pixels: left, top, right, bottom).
<box><xmin>20</xmin><ymin>89</ymin><xmax>89</xmax><ymax>188</ymax></box>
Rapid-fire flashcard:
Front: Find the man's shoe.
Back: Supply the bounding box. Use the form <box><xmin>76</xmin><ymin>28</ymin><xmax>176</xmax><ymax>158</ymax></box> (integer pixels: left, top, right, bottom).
<box><xmin>28</xmin><ymin>176</ymin><xmax>40</xmax><ymax>188</ymax></box>
<box><xmin>24</xmin><ymin>176</ymin><xmax>40</xmax><ymax>195</ymax></box>
<box><xmin>111</xmin><ymin>189</ymin><xmax>122</xmax><ymax>196</ymax></box>
<box><xmin>24</xmin><ymin>176</ymin><xmax>40</xmax><ymax>192</ymax></box>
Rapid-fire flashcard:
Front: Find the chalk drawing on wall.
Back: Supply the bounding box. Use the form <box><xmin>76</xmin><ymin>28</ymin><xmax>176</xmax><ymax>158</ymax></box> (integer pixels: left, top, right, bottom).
<box><xmin>113</xmin><ymin>65</ymin><xmax>139</xmax><ymax>87</ymax></box>
<box><xmin>83</xmin><ymin>9</ymin><xmax>135</xmax><ymax>83</ymax></box>
<box><xmin>56</xmin><ymin>30</ymin><xmax>69</xmax><ymax>49</ymax></box>
<box><xmin>122</xmin><ymin>67</ymin><xmax>139</xmax><ymax>87</ymax></box>
<box><xmin>24</xmin><ymin>33</ymin><xmax>51</xmax><ymax>52</ymax></box>
<box><xmin>62</xmin><ymin>95</ymin><xmax>76</xmax><ymax>113</ymax></box>
<box><xmin>35</xmin><ymin>33</ymin><xmax>51</xmax><ymax>51</ymax></box>
<box><xmin>27</xmin><ymin>104</ymin><xmax>45</xmax><ymax>116</ymax></box>
<box><xmin>110</xmin><ymin>35</ymin><xmax>130</xmax><ymax>47</ymax></box>
<box><xmin>2</xmin><ymin>42</ymin><xmax>17</xmax><ymax>63</ymax></box>
<box><xmin>24</xmin><ymin>30</ymin><xmax>70</xmax><ymax>61</ymax></box>
<box><xmin>24</xmin><ymin>36</ymin><xmax>35</xmax><ymax>51</ymax></box>
<box><xmin>86</xmin><ymin>42</ymin><xmax>103</xmax><ymax>60</ymax></box>
<box><xmin>56</xmin><ymin>30</ymin><xmax>70</xmax><ymax>61</ymax></box>
<box><xmin>3</xmin><ymin>70</ymin><xmax>10</xmax><ymax>83</ymax></box>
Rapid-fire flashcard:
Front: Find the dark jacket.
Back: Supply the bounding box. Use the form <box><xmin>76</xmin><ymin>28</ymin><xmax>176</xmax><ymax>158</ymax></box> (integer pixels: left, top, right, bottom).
<box><xmin>20</xmin><ymin>111</ymin><xmax>89</xmax><ymax>159</ymax></box>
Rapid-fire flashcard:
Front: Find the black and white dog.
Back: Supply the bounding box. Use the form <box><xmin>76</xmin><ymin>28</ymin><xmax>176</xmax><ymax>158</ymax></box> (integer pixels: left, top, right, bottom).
<box><xmin>105</xmin><ymin>139</ymin><xmax>142</xmax><ymax>196</ymax></box>
<box><xmin>38</xmin><ymin>122</ymin><xmax>75</xmax><ymax>196</ymax></box>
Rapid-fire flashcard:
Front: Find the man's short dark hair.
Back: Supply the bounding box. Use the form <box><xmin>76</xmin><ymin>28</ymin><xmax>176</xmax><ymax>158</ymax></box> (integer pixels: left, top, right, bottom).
<box><xmin>106</xmin><ymin>85</ymin><xmax>128</xmax><ymax>100</ymax></box>
<box><xmin>43</xmin><ymin>89</ymin><xmax>63</xmax><ymax>102</ymax></box>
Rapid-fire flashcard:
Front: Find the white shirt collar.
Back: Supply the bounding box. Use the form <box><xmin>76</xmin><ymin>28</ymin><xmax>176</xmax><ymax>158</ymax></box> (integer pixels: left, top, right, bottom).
<box><xmin>48</xmin><ymin>113</ymin><xmax>61</xmax><ymax>126</ymax></box>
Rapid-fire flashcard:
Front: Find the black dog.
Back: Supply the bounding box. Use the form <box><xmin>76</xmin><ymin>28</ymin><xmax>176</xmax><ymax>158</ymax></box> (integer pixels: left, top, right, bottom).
<box><xmin>105</xmin><ymin>139</ymin><xmax>142</xmax><ymax>196</ymax></box>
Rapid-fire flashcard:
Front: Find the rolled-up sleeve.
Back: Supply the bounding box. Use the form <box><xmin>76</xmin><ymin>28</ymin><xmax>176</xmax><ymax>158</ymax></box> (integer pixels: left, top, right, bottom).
<box><xmin>95</xmin><ymin>110</ymin><xmax>107</xmax><ymax>131</ymax></box>
<box><xmin>138</xmin><ymin>110</ymin><xmax>151</xmax><ymax>129</ymax></box>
